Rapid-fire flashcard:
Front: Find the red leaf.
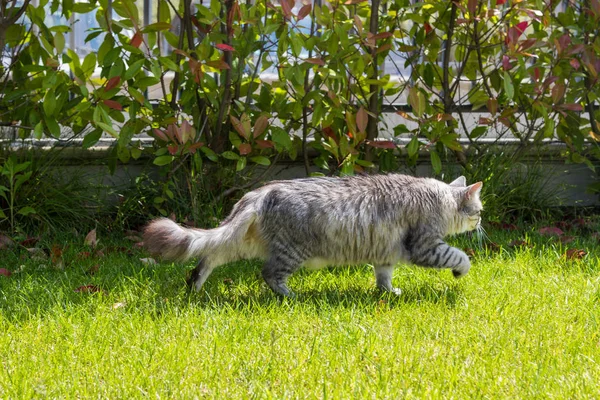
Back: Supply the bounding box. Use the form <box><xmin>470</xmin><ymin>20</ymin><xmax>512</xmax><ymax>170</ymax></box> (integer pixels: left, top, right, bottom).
<box><xmin>496</xmin><ymin>0</ymin><xmax>506</xmax><ymax>4</ymax></box>
<box><xmin>515</xmin><ymin>21</ymin><xmax>528</xmax><ymax>35</ymax></box>
<box><xmin>205</xmin><ymin>59</ymin><xmax>231</xmax><ymax>70</ymax></box>
<box><xmin>230</xmin><ymin>115</ymin><xmax>249</xmax><ymax>140</ymax></box>
<box><xmin>152</xmin><ymin>128</ymin><xmax>169</xmax><ymax>142</ymax></box>
<box><xmin>105</xmin><ymin>76</ymin><xmax>121</xmax><ymax>91</ymax></box>
<box><xmin>215</xmin><ymin>43</ymin><xmax>235</xmax><ymax>52</ymax></box>
<box><xmin>557</xmin><ymin>103</ymin><xmax>583</xmax><ymax>112</ymax></box>
<box><xmin>188</xmin><ymin>142</ymin><xmax>205</xmax><ymax>154</ymax></box>
<box><xmin>566</xmin><ymin>248</ymin><xmax>587</xmax><ymax>260</ymax></box>
<box><xmin>168</xmin><ymin>144</ymin><xmax>179</xmax><ymax>155</ymax></box>
<box><xmin>255</xmin><ymin>139</ymin><xmax>274</xmax><ymax>149</ymax></box>
<box><xmin>280</xmin><ymin>0</ymin><xmax>293</xmax><ymax>18</ymax></box>
<box><xmin>468</xmin><ymin>0</ymin><xmax>477</xmax><ymax>16</ymax></box>
<box><xmin>0</xmin><ymin>268</ymin><xmax>11</xmax><ymax>277</ymax></box>
<box><xmin>371</xmin><ymin>32</ymin><xmax>393</xmax><ymax>40</ymax></box>
<box><xmin>366</xmin><ymin>140</ymin><xmax>396</xmax><ymax>149</ymax></box>
<box><xmin>344</xmin><ymin>0</ymin><xmax>367</xmax><ymax>4</ymax></box>
<box><xmin>103</xmin><ymin>100</ymin><xmax>123</xmax><ymax>111</ymax></box>
<box><xmin>424</xmin><ymin>23</ymin><xmax>433</xmax><ymax>34</ymax></box>
<box><xmin>304</xmin><ymin>58</ymin><xmax>325</xmax><ymax>66</ymax></box>
<box><xmin>570</xmin><ymin>58</ymin><xmax>581</xmax><ymax>70</ymax></box>
<box><xmin>502</xmin><ymin>55</ymin><xmax>512</xmax><ymax>70</ymax></box>
<box><xmin>356</xmin><ymin>106</ymin><xmax>368</xmax><ymax>134</ymax></box>
<box><xmin>239</xmin><ymin>143</ymin><xmax>252</xmax><ymax>155</ymax></box>
<box><xmin>297</xmin><ymin>4</ymin><xmax>312</xmax><ymax>20</ymax></box>
<box><xmin>130</xmin><ymin>32</ymin><xmax>143</xmax><ymax>48</ymax></box>
<box><xmin>253</xmin><ymin>115</ymin><xmax>269</xmax><ymax>138</ymax></box>
<box><xmin>538</xmin><ymin>226</ymin><xmax>564</xmax><ymax>236</ymax></box>
<box><xmin>506</xmin><ymin>22</ymin><xmax>528</xmax><ymax>45</ymax></box>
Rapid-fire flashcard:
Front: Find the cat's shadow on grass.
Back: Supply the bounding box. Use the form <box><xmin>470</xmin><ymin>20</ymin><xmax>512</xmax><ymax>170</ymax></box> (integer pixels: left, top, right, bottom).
<box><xmin>182</xmin><ymin>269</ymin><xmax>465</xmax><ymax>310</ymax></box>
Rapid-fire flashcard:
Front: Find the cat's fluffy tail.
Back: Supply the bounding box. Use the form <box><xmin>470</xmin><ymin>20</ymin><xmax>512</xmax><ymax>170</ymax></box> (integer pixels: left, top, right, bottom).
<box><xmin>143</xmin><ymin>210</ymin><xmax>257</xmax><ymax>263</ymax></box>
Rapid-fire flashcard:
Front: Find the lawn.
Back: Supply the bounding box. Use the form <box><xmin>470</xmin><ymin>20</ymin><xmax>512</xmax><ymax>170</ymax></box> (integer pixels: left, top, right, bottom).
<box><xmin>0</xmin><ymin>224</ymin><xmax>599</xmax><ymax>398</ymax></box>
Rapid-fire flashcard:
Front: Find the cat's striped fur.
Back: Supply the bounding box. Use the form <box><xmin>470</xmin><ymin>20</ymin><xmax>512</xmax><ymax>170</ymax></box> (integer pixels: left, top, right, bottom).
<box><xmin>143</xmin><ymin>174</ymin><xmax>483</xmax><ymax>296</ymax></box>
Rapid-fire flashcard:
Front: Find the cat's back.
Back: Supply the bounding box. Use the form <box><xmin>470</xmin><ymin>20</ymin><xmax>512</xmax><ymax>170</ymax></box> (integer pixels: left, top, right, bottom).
<box><xmin>255</xmin><ymin>173</ymin><xmax>444</xmax><ymax>216</ymax></box>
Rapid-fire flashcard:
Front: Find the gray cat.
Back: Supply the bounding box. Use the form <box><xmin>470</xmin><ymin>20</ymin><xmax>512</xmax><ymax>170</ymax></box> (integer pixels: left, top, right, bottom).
<box><xmin>143</xmin><ymin>174</ymin><xmax>483</xmax><ymax>297</ymax></box>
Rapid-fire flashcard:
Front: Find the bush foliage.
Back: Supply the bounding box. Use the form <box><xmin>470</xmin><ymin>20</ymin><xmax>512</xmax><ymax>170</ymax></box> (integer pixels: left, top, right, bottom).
<box><xmin>0</xmin><ymin>0</ymin><xmax>599</xmax><ymax>225</ymax></box>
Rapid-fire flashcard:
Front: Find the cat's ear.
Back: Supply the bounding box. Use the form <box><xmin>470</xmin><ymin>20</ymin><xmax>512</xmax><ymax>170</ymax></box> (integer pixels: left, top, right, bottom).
<box><xmin>449</xmin><ymin>176</ymin><xmax>467</xmax><ymax>187</ymax></box>
<box><xmin>465</xmin><ymin>181</ymin><xmax>483</xmax><ymax>200</ymax></box>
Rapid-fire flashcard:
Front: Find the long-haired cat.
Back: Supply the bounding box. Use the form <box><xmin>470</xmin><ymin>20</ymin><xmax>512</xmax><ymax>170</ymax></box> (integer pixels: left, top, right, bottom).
<box><xmin>143</xmin><ymin>174</ymin><xmax>483</xmax><ymax>296</ymax></box>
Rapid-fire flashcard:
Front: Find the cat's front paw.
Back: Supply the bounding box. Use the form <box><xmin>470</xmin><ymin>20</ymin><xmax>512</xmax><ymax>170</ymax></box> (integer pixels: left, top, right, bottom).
<box><xmin>451</xmin><ymin>252</ymin><xmax>471</xmax><ymax>278</ymax></box>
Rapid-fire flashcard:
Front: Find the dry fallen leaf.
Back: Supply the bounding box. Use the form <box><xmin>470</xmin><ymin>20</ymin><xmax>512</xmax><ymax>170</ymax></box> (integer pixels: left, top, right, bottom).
<box><xmin>485</xmin><ymin>242</ymin><xmax>501</xmax><ymax>252</ymax></box>
<box><xmin>51</xmin><ymin>245</ymin><xmax>64</xmax><ymax>270</ymax></box>
<box><xmin>19</xmin><ymin>236</ymin><xmax>39</xmax><ymax>247</ymax></box>
<box><xmin>140</xmin><ymin>257</ymin><xmax>157</xmax><ymax>266</ymax></box>
<box><xmin>538</xmin><ymin>226</ymin><xmax>564</xmax><ymax>236</ymax></box>
<box><xmin>112</xmin><ymin>302</ymin><xmax>126</xmax><ymax>309</ymax></box>
<box><xmin>0</xmin><ymin>234</ymin><xmax>15</xmax><ymax>250</ymax></box>
<box><xmin>565</xmin><ymin>248</ymin><xmax>587</xmax><ymax>260</ymax></box>
<box><xmin>508</xmin><ymin>239</ymin><xmax>530</xmax><ymax>248</ymax></box>
<box><xmin>464</xmin><ymin>248</ymin><xmax>476</xmax><ymax>257</ymax></box>
<box><xmin>87</xmin><ymin>264</ymin><xmax>100</xmax><ymax>275</ymax></box>
<box><xmin>74</xmin><ymin>284</ymin><xmax>103</xmax><ymax>294</ymax></box>
<box><xmin>27</xmin><ymin>247</ymin><xmax>48</xmax><ymax>261</ymax></box>
<box><xmin>84</xmin><ymin>229</ymin><xmax>97</xmax><ymax>248</ymax></box>
<box><xmin>559</xmin><ymin>236</ymin><xmax>576</xmax><ymax>244</ymax></box>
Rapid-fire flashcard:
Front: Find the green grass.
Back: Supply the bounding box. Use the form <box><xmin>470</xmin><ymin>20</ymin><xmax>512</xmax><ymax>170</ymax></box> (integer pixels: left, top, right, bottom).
<box><xmin>1</xmin><ymin>225</ymin><xmax>600</xmax><ymax>398</ymax></box>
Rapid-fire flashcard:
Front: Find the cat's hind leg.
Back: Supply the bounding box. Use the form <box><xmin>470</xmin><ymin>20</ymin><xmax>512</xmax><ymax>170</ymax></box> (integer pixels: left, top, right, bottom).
<box><xmin>261</xmin><ymin>247</ymin><xmax>306</xmax><ymax>297</ymax></box>
<box><xmin>186</xmin><ymin>257</ymin><xmax>216</xmax><ymax>291</ymax></box>
<box><xmin>374</xmin><ymin>264</ymin><xmax>402</xmax><ymax>295</ymax></box>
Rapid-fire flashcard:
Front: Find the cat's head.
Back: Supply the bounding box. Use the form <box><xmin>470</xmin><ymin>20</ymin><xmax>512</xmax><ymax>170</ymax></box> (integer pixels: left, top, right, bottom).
<box><xmin>447</xmin><ymin>176</ymin><xmax>483</xmax><ymax>235</ymax></box>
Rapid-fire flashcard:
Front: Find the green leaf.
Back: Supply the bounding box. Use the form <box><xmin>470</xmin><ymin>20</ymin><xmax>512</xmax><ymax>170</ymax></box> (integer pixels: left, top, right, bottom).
<box><xmin>503</xmin><ymin>72</ymin><xmax>514</xmax><ymax>101</ymax></box>
<box><xmin>470</xmin><ymin>126</ymin><xmax>488</xmax><ymax>139</ymax></box>
<box><xmin>222</xmin><ymin>151</ymin><xmax>240</xmax><ymax>160</ymax></box>
<box><xmin>43</xmin><ymin>89</ymin><xmax>56</xmax><ymax>116</ymax></box>
<box><xmin>250</xmin><ymin>156</ymin><xmax>271</xmax><ymax>166</ymax></box>
<box><xmin>82</xmin><ymin>53</ymin><xmax>97</xmax><ymax>78</ymax></box>
<box><xmin>82</xmin><ymin>129</ymin><xmax>102</xmax><ymax>149</ymax></box>
<box><xmin>13</xmin><ymin>162</ymin><xmax>30</xmax><ymax>174</ymax></box>
<box><xmin>34</xmin><ymin>122</ymin><xmax>44</xmax><ymax>140</ymax></box>
<box><xmin>201</xmin><ymin>147</ymin><xmax>218</xmax><ymax>162</ymax></box>
<box><xmin>406</xmin><ymin>135</ymin><xmax>420</xmax><ymax>157</ymax></box>
<box><xmin>153</xmin><ymin>155</ymin><xmax>174</xmax><ymax>166</ymax></box>
<box><xmin>46</xmin><ymin>118</ymin><xmax>61</xmax><ymax>138</ymax></box>
<box><xmin>158</xmin><ymin>56</ymin><xmax>180</xmax><ymax>72</ymax></box>
<box><xmin>124</xmin><ymin>58</ymin><xmax>145</xmax><ymax>80</ymax></box>
<box><xmin>17</xmin><ymin>206</ymin><xmax>36</xmax><ymax>216</ymax></box>
<box><xmin>54</xmin><ymin>32</ymin><xmax>65</xmax><ymax>54</ymax></box>
<box><xmin>236</xmin><ymin>157</ymin><xmax>247</xmax><ymax>171</ymax></box>
<box><xmin>271</xmin><ymin>127</ymin><xmax>293</xmax><ymax>151</ymax></box>
<box><xmin>96</xmin><ymin>122</ymin><xmax>119</xmax><ymax>138</ymax></box>
<box><xmin>408</xmin><ymin>87</ymin><xmax>426</xmax><ymax>117</ymax></box>
<box><xmin>117</xmin><ymin>146</ymin><xmax>131</xmax><ymax>163</ymax></box>
<box><xmin>14</xmin><ymin>171</ymin><xmax>32</xmax><ymax>193</ymax></box>
<box><xmin>430</xmin><ymin>150</ymin><xmax>442</xmax><ymax>174</ymax></box>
